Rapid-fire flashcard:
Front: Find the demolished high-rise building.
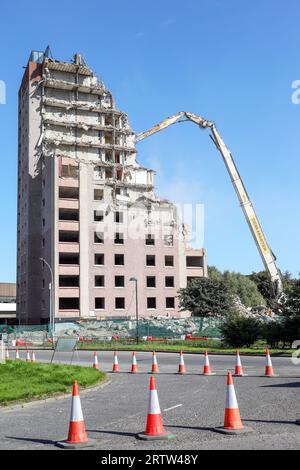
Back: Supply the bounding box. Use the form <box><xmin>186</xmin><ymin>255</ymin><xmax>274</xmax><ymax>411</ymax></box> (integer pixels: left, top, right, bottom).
<box><xmin>17</xmin><ymin>49</ymin><xmax>207</xmax><ymax>324</ymax></box>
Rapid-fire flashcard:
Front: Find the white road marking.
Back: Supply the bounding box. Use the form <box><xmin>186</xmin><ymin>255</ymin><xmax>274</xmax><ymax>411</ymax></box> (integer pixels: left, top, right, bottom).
<box><xmin>164</xmin><ymin>404</ymin><xmax>183</xmax><ymax>412</ymax></box>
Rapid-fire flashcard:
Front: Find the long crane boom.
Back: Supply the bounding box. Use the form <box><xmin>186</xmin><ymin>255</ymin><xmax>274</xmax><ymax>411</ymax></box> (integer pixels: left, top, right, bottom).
<box><xmin>135</xmin><ymin>111</ymin><xmax>283</xmax><ymax>301</ymax></box>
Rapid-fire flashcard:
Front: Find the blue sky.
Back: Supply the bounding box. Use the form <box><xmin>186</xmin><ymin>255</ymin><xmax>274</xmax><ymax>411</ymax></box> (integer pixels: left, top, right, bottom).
<box><xmin>0</xmin><ymin>0</ymin><xmax>299</xmax><ymax>282</ymax></box>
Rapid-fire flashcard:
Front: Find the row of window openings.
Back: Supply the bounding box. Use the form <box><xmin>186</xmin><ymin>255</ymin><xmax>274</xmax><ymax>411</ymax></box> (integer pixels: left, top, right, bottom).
<box><xmin>94</xmin><ymin>232</ymin><xmax>174</xmax><ymax>247</ymax></box>
<box><xmin>94</xmin><ymin>254</ymin><xmax>175</xmax><ymax>267</ymax></box>
<box><xmin>58</xmin><ymin>210</ymin><xmax>174</xmax><ymax>247</ymax></box>
<box><xmin>56</xmin><ymin>275</ymin><xmax>175</xmax><ymax>289</ymax></box>
<box><xmin>60</xmin><ymin>156</ymin><xmax>125</xmax><ymax>181</ymax></box>
<box><xmin>94</xmin><ymin>275</ymin><xmax>174</xmax><ymax>288</ymax></box>
<box><xmin>58</xmin><ymin>231</ymin><xmax>173</xmax><ymax>247</ymax></box>
<box><xmin>58</xmin><ymin>209</ymin><xmax>124</xmax><ymax>223</ymax></box>
<box><xmin>94</xmin><ymin>297</ymin><xmax>175</xmax><ymax>310</ymax></box>
<box><xmin>94</xmin><ymin>210</ymin><xmax>123</xmax><ymax>223</ymax></box>
<box><xmin>57</xmin><ymin>297</ymin><xmax>175</xmax><ymax>311</ymax></box>
<box><xmin>58</xmin><ymin>253</ymin><xmax>175</xmax><ymax>267</ymax></box>
<box><xmin>58</xmin><ymin>188</ymin><xmax>128</xmax><ymax>202</ymax></box>
<box><xmin>58</xmin><ymin>248</ymin><xmax>203</xmax><ymax>269</ymax></box>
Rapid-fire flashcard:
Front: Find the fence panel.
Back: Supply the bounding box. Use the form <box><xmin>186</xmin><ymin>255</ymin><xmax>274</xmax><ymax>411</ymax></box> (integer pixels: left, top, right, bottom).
<box><xmin>1</xmin><ymin>317</ymin><xmax>222</xmax><ymax>346</ymax></box>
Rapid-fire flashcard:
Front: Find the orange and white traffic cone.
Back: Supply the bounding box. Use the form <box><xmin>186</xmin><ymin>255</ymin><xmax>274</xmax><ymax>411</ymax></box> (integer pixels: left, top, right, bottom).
<box><xmin>265</xmin><ymin>349</ymin><xmax>278</xmax><ymax>377</ymax></box>
<box><xmin>233</xmin><ymin>351</ymin><xmax>247</xmax><ymax>377</ymax></box>
<box><xmin>15</xmin><ymin>349</ymin><xmax>20</xmax><ymax>360</ymax></box>
<box><xmin>215</xmin><ymin>371</ymin><xmax>252</xmax><ymax>435</ymax></box>
<box><xmin>31</xmin><ymin>351</ymin><xmax>36</xmax><ymax>363</ymax></box>
<box><xmin>56</xmin><ymin>381</ymin><xmax>95</xmax><ymax>449</ymax></box>
<box><xmin>203</xmin><ymin>351</ymin><xmax>216</xmax><ymax>376</ymax></box>
<box><xmin>151</xmin><ymin>351</ymin><xmax>159</xmax><ymax>374</ymax></box>
<box><xmin>92</xmin><ymin>352</ymin><xmax>99</xmax><ymax>370</ymax></box>
<box><xmin>137</xmin><ymin>376</ymin><xmax>175</xmax><ymax>441</ymax></box>
<box><xmin>131</xmin><ymin>352</ymin><xmax>138</xmax><ymax>373</ymax></box>
<box><xmin>26</xmin><ymin>350</ymin><xmax>31</xmax><ymax>362</ymax></box>
<box><xmin>112</xmin><ymin>352</ymin><xmax>120</xmax><ymax>373</ymax></box>
<box><xmin>178</xmin><ymin>352</ymin><xmax>186</xmax><ymax>374</ymax></box>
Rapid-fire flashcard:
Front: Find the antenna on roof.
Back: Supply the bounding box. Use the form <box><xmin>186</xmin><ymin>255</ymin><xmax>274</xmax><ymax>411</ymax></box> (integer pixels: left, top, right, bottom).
<box><xmin>44</xmin><ymin>45</ymin><xmax>53</xmax><ymax>59</ymax></box>
<box><xmin>73</xmin><ymin>53</ymin><xmax>86</xmax><ymax>66</ymax></box>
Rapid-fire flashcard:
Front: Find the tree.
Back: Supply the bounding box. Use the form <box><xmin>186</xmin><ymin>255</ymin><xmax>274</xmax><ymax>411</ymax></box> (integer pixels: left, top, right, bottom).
<box><xmin>281</xmin><ymin>315</ymin><xmax>300</xmax><ymax>346</ymax></box>
<box><xmin>260</xmin><ymin>321</ymin><xmax>285</xmax><ymax>349</ymax></box>
<box><xmin>249</xmin><ymin>271</ymin><xmax>273</xmax><ymax>305</ymax></box>
<box><xmin>220</xmin><ymin>313</ymin><xmax>261</xmax><ymax>348</ymax></box>
<box><xmin>178</xmin><ymin>278</ymin><xmax>234</xmax><ymax>317</ymax></box>
<box><xmin>207</xmin><ymin>266</ymin><xmax>223</xmax><ymax>281</ymax></box>
<box><xmin>223</xmin><ymin>271</ymin><xmax>265</xmax><ymax>308</ymax></box>
<box><xmin>282</xmin><ymin>271</ymin><xmax>297</xmax><ymax>298</ymax></box>
<box><xmin>208</xmin><ymin>267</ymin><xmax>265</xmax><ymax>308</ymax></box>
<box><xmin>284</xmin><ymin>277</ymin><xmax>300</xmax><ymax>316</ymax></box>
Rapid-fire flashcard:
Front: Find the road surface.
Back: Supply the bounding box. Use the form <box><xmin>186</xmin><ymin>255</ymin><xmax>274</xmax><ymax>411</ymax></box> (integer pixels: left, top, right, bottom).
<box><xmin>0</xmin><ymin>351</ymin><xmax>299</xmax><ymax>450</ymax></box>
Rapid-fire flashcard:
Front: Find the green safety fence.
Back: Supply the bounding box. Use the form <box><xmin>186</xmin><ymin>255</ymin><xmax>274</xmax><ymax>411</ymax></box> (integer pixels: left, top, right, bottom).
<box><xmin>0</xmin><ymin>317</ymin><xmax>222</xmax><ymax>340</ymax></box>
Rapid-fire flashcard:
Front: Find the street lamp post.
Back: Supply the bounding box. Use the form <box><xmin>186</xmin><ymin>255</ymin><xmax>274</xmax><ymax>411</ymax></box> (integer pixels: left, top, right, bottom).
<box><xmin>129</xmin><ymin>277</ymin><xmax>139</xmax><ymax>344</ymax></box>
<box><xmin>40</xmin><ymin>258</ymin><xmax>55</xmax><ymax>346</ymax></box>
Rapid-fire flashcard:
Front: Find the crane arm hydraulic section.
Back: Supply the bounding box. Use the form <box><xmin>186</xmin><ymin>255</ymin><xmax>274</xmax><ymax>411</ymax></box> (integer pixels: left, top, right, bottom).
<box><xmin>135</xmin><ymin>111</ymin><xmax>283</xmax><ymax>301</ymax></box>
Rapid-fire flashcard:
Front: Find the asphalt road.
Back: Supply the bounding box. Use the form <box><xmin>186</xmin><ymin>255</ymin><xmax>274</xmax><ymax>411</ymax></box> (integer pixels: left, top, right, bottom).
<box><xmin>1</xmin><ymin>351</ymin><xmax>300</xmax><ymax>450</ymax></box>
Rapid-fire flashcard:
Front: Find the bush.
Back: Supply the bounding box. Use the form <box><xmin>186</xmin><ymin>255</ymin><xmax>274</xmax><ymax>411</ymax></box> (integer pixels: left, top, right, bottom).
<box><xmin>261</xmin><ymin>316</ymin><xmax>300</xmax><ymax>348</ymax></box>
<box><xmin>281</xmin><ymin>315</ymin><xmax>300</xmax><ymax>346</ymax></box>
<box><xmin>260</xmin><ymin>321</ymin><xmax>285</xmax><ymax>348</ymax></box>
<box><xmin>220</xmin><ymin>313</ymin><xmax>261</xmax><ymax>348</ymax></box>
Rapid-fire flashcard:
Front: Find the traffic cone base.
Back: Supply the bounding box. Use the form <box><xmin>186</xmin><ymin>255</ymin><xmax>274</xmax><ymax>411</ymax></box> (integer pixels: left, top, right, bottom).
<box><xmin>56</xmin><ymin>438</ymin><xmax>96</xmax><ymax>449</ymax></box>
<box><xmin>137</xmin><ymin>418</ymin><xmax>175</xmax><ymax>440</ymax></box>
<box><xmin>137</xmin><ymin>431</ymin><xmax>175</xmax><ymax>441</ymax></box>
<box><xmin>214</xmin><ymin>426</ymin><xmax>253</xmax><ymax>435</ymax></box>
<box><xmin>57</xmin><ymin>422</ymin><xmax>96</xmax><ymax>449</ymax></box>
<box><xmin>264</xmin><ymin>367</ymin><xmax>279</xmax><ymax>377</ymax></box>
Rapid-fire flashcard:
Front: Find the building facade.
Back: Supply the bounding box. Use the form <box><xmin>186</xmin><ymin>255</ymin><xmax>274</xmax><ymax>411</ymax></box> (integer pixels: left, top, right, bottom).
<box><xmin>17</xmin><ymin>49</ymin><xmax>207</xmax><ymax>325</ymax></box>
<box><xmin>0</xmin><ymin>283</ymin><xmax>16</xmax><ymax>325</ymax></box>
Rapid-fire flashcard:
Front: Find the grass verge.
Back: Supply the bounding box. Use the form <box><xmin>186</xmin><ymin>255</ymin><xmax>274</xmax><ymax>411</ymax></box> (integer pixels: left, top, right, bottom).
<box><xmin>76</xmin><ymin>339</ymin><xmax>293</xmax><ymax>356</ymax></box>
<box><xmin>0</xmin><ymin>361</ymin><xmax>106</xmax><ymax>406</ymax></box>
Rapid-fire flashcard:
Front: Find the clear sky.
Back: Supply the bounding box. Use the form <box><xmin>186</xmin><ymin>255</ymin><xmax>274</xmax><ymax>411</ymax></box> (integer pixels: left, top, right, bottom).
<box><xmin>0</xmin><ymin>0</ymin><xmax>299</xmax><ymax>282</ymax></box>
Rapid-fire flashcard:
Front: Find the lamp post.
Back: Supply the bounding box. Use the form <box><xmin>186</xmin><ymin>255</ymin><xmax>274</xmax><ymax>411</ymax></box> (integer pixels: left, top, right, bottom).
<box><xmin>129</xmin><ymin>277</ymin><xmax>139</xmax><ymax>344</ymax></box>
<box><xmin>40</xmin><ymin>258</ymin><xmax>55</xmax><ymax>346</ymax></box>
